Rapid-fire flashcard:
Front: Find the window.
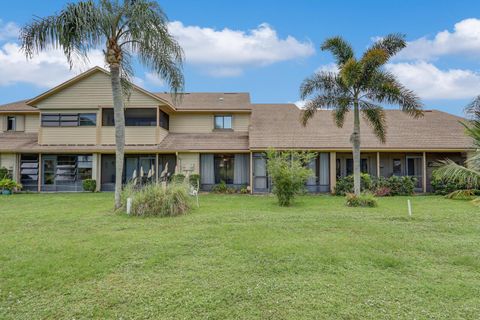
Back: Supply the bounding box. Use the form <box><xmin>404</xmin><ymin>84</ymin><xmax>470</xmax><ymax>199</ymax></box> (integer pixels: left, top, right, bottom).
<box><xmin>41</xmin><ymin>113</ymin><xmax>96</xmax><ymax>127</ymax></box>
<box><xmin>214</xmin><ymin>154</ymin><xmax>234</xmax><ymax>184</ymax></box>
<box><xmin>102</xmin><ymin>109</ymin><xmax>115</xmax><ymax>126</ymax></box>
<box><xmin>102</xmin><ymin>108</ymin><xmax>157</xmax><ymax>126</ymax></box>
<box><xmin>346</xmin><ymin>158</ymin><xmax>368</xmax><ymax>176</ymax></box>
<box><xmin>7</xmin><ymin>116</ymin><xmax>16</xmax><ymax>131</ymax></box>
<box><xmin>79</xmin><ymin>114</ymin><xmax>97</xmax><ymax>126</ymax></box>
<box><xmin>41</xmin><ymin>114</ymin><xmax>60</xmax><ymax>127</ymax></box>
<box><xmin>159</xmin><ymin>110</ymin><xmax>169</xmax><ymax>130</ymax></box>
<box><xmin>214</xmin><ymin>115</ymin><xmax>232</xmax><ymax>129</ymax></box>
<box><xmin>393</xmin><ymin>159</ymin><xmax>402</xmax><ymax>176</ymax></box>
<box><xmin>125</xmin><ymin>108</ymin><xmax>156</xmax><ymax>126</ymax></box>
<box><xmin>20</xmin><ymin>154</ymin><xmax>39</xmax><ymax>191</ymax></box>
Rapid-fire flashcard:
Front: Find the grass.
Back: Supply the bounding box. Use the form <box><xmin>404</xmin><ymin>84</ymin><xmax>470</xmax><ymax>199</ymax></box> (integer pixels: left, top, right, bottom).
<box><xmin>0</xmin><ymin>193</ymin><xmax>479</xmax><ymax>319</ymax></box>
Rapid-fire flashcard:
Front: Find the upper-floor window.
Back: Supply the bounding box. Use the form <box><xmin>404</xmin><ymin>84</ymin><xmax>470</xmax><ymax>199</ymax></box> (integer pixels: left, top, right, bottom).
<box><xmin>41</xmin><ymin>113</ymin><xmax>97</xmax><ymax>127</ymax></box>
<box><xmin>159</xmin><ymin>110</ymin><xmax>169</xmax><ymax>130</ymax></box>
<box><xmin>102</xmin><ymin>108</ymin><xmax>157</xmax><ymax>126</ymax></box>
<box><xmin>7</xmin><ymin>116</ymin><xmax>16</xmax><ymax>131</ymax></box>
<box><xmin>214</xmin><ymin>115</ymin><xmax>232</xmax><ymax>130</ymax></box>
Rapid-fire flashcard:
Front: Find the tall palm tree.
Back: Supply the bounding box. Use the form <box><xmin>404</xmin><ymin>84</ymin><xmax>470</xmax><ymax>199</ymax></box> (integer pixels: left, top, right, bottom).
<box><xmin>20</xmin><ymin>0</ymin><xmax>184</xmax><ymax>208</ymax></box>
<box><xmin>434</xmin><ymin>98</ymin><xmax>480</xmax><ymax>205</ymax></box>
<box><xmin>300</xmin><ymin>34</ymin><xmax>423</xmax><ymax>195</ymax></box>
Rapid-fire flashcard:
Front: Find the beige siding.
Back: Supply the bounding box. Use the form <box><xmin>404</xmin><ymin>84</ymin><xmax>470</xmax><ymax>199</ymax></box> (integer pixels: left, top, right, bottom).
<box><xmin>177</xmin><ymin>153</ymin><xmax>199</xmax><ymax>174</ymax></box>
<box><xmin>0</xmin><ymin>115</ymin><xmax>4</xmax><ymax>132</ymax></box>
<box><xmin>35</xmin><ymin>71</ymin><xmax>165</xmax><ymax>109</ymax></box>
<box><xmin>15</xmin><ymin>115</ymin><xmax>25</xmax><ymax>131</ymax></box>
<box><xmin>170</xmin><ymin>113</ymin><xmax>250</xmax><ymax>133</ymax></box>
<box><xmin>170</xmin><ymin>114</ymin><xmax>213</xmax><ymax>133</ymax></box>
<box><xmin>100</xmin><ymin>127</ymin><xmax>159</xmax><ymax>145</ymax></box>
<box><xmin>41</xmin><ymin>127</ymin><xmax>97</xmax><ymax>145</ymax></box>
<box><xmin>0</xmin><ymin>153</ymin><xmax>16</xmax><ymax>171</ymax></box>
<box><xmin>233</xmin><ymin>114</ymin><xmax>250</xmax><ymax>131</ymax></box>
<box><xmin>25</xmin><ymin>114</ymin><xmax>39</xmax><ymax>133</ymax></box>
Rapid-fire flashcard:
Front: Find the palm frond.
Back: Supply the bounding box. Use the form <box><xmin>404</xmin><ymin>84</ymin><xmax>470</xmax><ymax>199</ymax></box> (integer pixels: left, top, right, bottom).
<box><xmin>368</xmin><ymin>33</ymin><xmax>406</xmax><ymax>58</ymax></box>
<box><xmin>459</xmin><ymin>120</ymin><xmax>480</xmax><ymax>148</ymax></box>
<box><xmin>465</xmin><ymin>95</ymin><xmax>480</xmax><ymax>120</ymax></box>
<box><xmin>117</xmin><ymin>0</ymin><xmax>184</xmax><ymax>99</ymax></box>
<box><xmin>301</xmin><ymin>94</ymin><xmax>351</xmax><ymax>126</ymax></box>
<box><xmin>434</xmin><ymin>159</ymin><xmax>480</xmax><ymax>187</ymax></box>
<box><xmin>364</xmin><ymin>70</ymin><xmax>423</xmax><ymax>118</ymax></box>
<box><xmin>360</xmin><ymin>101</ymin><xmax>387</xmax><ymax>143</ymax></box>
<box><xmin>20</xmin><ymin>0</ymin><xmax>103</xmax><ymax>68</ymax></box>
<box><xmin>300</xmin><ymin>71</ymin><xmax>346</xmax><ymax>99</ymax></box>
<box><xmin>320</xmin><ymin>36</ymin><xmax>354</xmax><ymax>66</ymax></box>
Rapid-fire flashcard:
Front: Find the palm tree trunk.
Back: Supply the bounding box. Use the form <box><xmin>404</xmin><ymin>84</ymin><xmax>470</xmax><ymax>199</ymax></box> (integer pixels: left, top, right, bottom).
<box><xmin>110</xmin><ymin>65</ymin><xmax>125</xmax><ymax>209</ymax></box>
<box><xmin>352</xmin><ymin>101</ymin><xmax>361</xmax><ymax>196</ymax></box>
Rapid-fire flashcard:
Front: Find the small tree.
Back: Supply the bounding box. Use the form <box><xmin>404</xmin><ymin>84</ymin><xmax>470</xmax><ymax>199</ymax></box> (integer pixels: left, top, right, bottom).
<box><xmin>266</xmin><ymin>150</ymin><xmax>315</xmax><ymax>206</ymax></box>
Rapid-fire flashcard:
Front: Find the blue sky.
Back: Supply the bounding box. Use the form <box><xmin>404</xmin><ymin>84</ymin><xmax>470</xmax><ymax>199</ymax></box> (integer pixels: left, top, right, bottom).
<box><xmin>1</xmin><ymin>0</ymin><xmax>480</xmax><ymax>115</ymax></box>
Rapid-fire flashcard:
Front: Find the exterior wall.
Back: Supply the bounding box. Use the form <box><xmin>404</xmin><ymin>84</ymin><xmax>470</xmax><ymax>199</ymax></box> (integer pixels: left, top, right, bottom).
<box><xmin>170</xmin><ymin>113</ymin><xmax>250</xmax><ymax>133</ymax></box>
<box><xmin>100</xmin><ymin>127</ymin><xmax>164</xmax><ymax>145</ymax></box>
<box><xmin>41</xmin><ymin>127</ymin><xmax>97</xmax><ymax>145</ymax></box>
<box><xmin>0</xmin><ymin>153</ymin><xmax>16</xmax><ymax>171</ymax></box>
<box><xmin>25</xmin><ymin>114</ymin><xmax>39</xmax><ymax>133</ymax></box>
<box><xmin>0</xmin><ymin>115</ymin><xmax>28</xmax><ymax>132</ymax></box>
<box><xmin>35</xmin><ymin>71</ymin><xmax>163</xmax><ymax>109</ymax></box>
<box><xmin>177</xmin><ymin>153</ymin><xmax>199</xmax><ymax>174</ymax></box>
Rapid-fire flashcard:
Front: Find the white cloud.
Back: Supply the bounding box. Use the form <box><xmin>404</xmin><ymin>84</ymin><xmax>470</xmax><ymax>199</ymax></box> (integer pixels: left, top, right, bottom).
<box><xmin>315</xmin><ymin>63</ymin><xmax>338</xmax><ymax>73</ymax></box>
<box><xmin>144</xmin><ymin>72</ymin><xmax>165</xmax><ymax>87</ymax></box>
<box><xmin>0</xmin><ymin>42</ymin><xmax>105</xmax><ymax>88</ymax></box>
<box><xmin>385</xmin><ymin>61</ymin><xmax>480</xmax><ymax>99</ymax></box>
<box><xmin>0</xmin><ymin>20</ymin><xmax>19</xmax><ymax>41</ymax></box>
<box><xmin>294</xmin><ymin>100</ymin><xmax>306</xmax><ymax>108</ymax></box>
<box><xmin>168</xmin><ymin>21</ymin><xmax>314</xmax><ymax>76</ymax></box>
<box><xmin>398</xmin><ymin>18</ymin><xmax>480</xmax><ymax>61</ymax></box>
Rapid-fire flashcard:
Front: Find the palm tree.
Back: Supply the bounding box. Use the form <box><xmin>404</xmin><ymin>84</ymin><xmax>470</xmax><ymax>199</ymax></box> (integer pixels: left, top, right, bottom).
<box><xmin>20</xmin><ymin>0</ymin><xmax>184</xmax><ymax>209</ymax></box>
<box><xmin>434</xmin><ymin>98</ymin><xmax>480</xmax><ymax>205</ymax></box>
<box><xmin>300</xmin><ymin>34</ymin><xmax>423</xmax><ymax>195</ymax></box>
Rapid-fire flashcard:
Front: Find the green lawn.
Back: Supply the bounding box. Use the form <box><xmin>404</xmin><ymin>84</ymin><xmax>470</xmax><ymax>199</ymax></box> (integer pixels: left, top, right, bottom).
<box><xmin>0</xmin><ymin>193</ymin><xmax>479</xmax><ymax>319</ymax></box>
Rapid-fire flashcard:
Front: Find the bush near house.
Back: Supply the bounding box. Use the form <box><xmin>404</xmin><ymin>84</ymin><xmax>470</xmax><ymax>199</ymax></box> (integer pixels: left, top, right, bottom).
<box><xmin>0</xmin><ymin>167</ymin><xmax>10</xmax><ymax>180</ymax></box>
<box><xmin>82</xmin><ymin>179</ymin><xmax>97</xmax><ymax>192</ymax></box>
<box><xmin>121</xmin><ymin>182</ymin><xmax>192</xmax><ymax>217</ymax></box>
<box><xmin>430</xmin><ymin>175</ymin><xmax>480</xmax><ymax>195</ymax></box>
<box><xmin>0</xmin><ymin>178</ymin><xmax>22</xmax><ymax>193</ymax></box>
<box><xmin>266</xmin><ymin>150</ymin><xmax>315</xmax><ymax>206</ymax></box>
<box><xmin>345</xmin><ymin>192</ymin><xmax>378</xmax><ymax>207</ymax></box>
<box><xmin>335</xmin><ymin>174</ymin><xmax>417</xmax><ymax>196</ymax></box>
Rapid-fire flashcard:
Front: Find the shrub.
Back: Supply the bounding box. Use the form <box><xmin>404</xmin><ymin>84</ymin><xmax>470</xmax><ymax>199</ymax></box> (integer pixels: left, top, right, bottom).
<box><xmin>212</xmin><ymin>180</ymin><xmax>228</xmax><ymax>193</ymax></box>
<box><xmin>171</xmin><ymin>174</ymin><xmax>186</xmax><ymax>184</ymax></box>
<box><xmin>239</xmin><ymin>186</ymin><xmax>249</xmax><ymax>194</ymax></box>
<box><xmin>345</xmin><ymin>192</ymin><xmax>378</xmax><ymax>207</ymax></box>
<box><xmin>374</xmin><ymin>186</ymin><xmax>392</xmax><ymax>197</ymax></box>
<box><xmin>0</xmin><ymin>167</ymin><xmax>10</xmax><ymax>180</ymax></box>
<box><xmin>0</xmin><ymin>178</ymin><xmax>22</xmax><ymax>192</ymax></box>
<box><xmin>335</xmin><ymin>173</ymin><xmax>373</xmax><ymax>196</ymax></box>
<box><xmin>82</xmin><ymin>179</ymin><xmax>96</xmax><ymax>192</ymax></box>
<box><xmin>266</xmin><ymin>149</ymin><xmax>315</xmax><ymax>206</ymax></box>
<box><xmin>430</xmin><ymin>175</ymin><xmax>479</xmax><ymax>195</ymax></box>
<box><xmin>189</xmin><ymin>174</ymin><xmax>200</xmax><ymax>187</ymax></box>
<box><xmin>122</xmin><ymin>182</ymin><xmax>192</xmax><ymax>217</ymax></box>
<box><xmin>445</xmin><ymin>189</ymin><xmax>478</xmax><ymax>200</ymax></box>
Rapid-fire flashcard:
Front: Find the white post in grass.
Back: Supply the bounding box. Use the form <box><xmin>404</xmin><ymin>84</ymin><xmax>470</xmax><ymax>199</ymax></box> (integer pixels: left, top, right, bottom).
<box><xmin>407</xmin><ymin>199</ymin><xmax>412</xmax><ymax>217</ymax></box>
<box><xmin>127</xmin><ymin>197</ymin><xmax>132</xmax><ymax>215</ymax></box>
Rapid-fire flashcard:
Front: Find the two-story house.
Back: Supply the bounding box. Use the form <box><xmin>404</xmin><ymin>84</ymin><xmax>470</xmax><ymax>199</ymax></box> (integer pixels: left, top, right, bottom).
<box><xmin>0</xmin><ymin>67</ymin><xmax>475</xmax><ymax>193</ymax></box>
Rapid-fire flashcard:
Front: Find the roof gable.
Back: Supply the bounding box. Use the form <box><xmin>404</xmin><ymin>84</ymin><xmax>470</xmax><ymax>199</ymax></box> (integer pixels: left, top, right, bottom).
<box><xmin>27</xmin><ymin>66</ymin><xmax>175</xmax><ymax>110</ymax></box>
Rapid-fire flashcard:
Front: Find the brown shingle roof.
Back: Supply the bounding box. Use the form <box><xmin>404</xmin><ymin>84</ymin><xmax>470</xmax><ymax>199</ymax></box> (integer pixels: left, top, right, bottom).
<box><xmin>159</xmin><ymin>132</ymin><xmax>249</xmax><ymax>151</ymax></box>
<box><xmin>249</xmin><ymin>104</ymin><xmax>474</xmax><ymax>151</ymax></box>
<box><xmin>0</xmin><ymin>100</ymin><xmax>38</xmax><ymax>113</ymax></box>
<box><xmin>155</xmin><ymin>93</ymin><xmax>251</xmax><ymax>111</ymax></box>
<box><xmin>0</xmin><ymin>132</ymin><xmax>249</xmax><ymax>153</ymax></box>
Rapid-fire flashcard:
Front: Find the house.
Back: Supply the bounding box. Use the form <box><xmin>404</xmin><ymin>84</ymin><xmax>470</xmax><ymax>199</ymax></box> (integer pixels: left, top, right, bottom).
<box><xmin>0</xmin><ymin>67</ymin><xmax>475</xmax><ymax>193</ymax></box>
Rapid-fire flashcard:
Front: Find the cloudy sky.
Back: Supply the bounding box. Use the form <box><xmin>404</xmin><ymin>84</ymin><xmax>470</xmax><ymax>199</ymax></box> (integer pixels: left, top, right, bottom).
<box><xmin>1</xmin><ymin>0</ymin><xmax>480</xmax><ymax>115</ymax></box>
